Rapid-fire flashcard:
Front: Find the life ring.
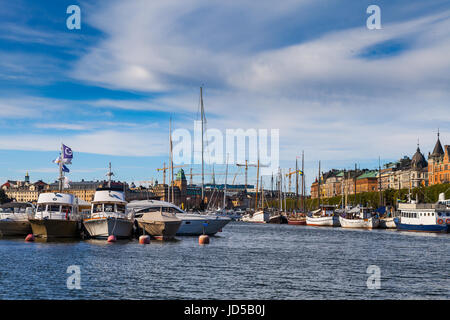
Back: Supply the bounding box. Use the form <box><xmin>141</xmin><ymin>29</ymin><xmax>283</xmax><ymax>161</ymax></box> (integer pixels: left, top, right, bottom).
<box><xmin>446</xmin><ymin>218</ymin><xmax>450</xmax><ymax>225</ymax></box>
<box><xmin>437</xmin><ymin>218</ymin><xmax>444</xmax><ymax>225</ymax></box>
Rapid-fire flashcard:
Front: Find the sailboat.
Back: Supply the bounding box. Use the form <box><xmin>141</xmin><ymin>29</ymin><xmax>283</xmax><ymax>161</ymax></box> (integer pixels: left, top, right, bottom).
<box><xmin>306</xmin><ymin>161</ymin><xmax>340</xmax><ymax>227</ymax></box>
<box><xmin>241</xmin><ymin>160</ymin><xmax>271</xmax><ymax>223</ymax></box>
<box><xmin>83</xmin><ymin>163</ymin><xmax>134</xmax><ymax>239</ymax></box>
<box><xmin>29</xmin><ymin>144</ymin><xmax>82</xmax><ymax>238</ymax></box>
<box><xmin>288</xmin><ymin>152</ymin><xmax>306</xmax><ymax>225</ymax></box>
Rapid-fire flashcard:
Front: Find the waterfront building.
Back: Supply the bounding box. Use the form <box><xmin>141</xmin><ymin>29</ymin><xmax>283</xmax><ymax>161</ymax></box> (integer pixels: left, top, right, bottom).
<box><xmin>428</xmin><ymin>132</ymin><xmax>450</xmax><ymax>185</ymax></box>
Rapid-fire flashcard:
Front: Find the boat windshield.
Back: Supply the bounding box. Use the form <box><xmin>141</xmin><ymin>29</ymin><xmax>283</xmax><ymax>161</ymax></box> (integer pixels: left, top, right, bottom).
<box><xmin>116</xmin><ymin>204</ymin><xmax>126</xmax><ymax>213</ymax></box>
<box><xmin>104</xmin><ymin>204</ymin><xmax>114</xmax><ymax>212</ymax></box>
<box><xmin>61</xmin><ymin>206</ymin><xmax>72</xmax><ymax>214</ymax></box>
<box><xmin>93</xmin><ymin>204</ymin><xmax>103</xmax><ymax>213</ymax></box>
<box><xmin>48</xmin><ymin>205</ymin><xmax>60</xmax><ymax>212</ymax></box>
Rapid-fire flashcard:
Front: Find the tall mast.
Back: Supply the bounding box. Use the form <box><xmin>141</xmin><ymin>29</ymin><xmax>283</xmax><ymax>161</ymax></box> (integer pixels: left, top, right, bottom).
<box><xmin>354</xmin><ymin>163</ymin><xmax>357</xmax><ymax>206</ymax></box>
<box><xmin>58</xmin><ymin>143</ymin><xmax>63</xmax><ymax>192</ymax></box>
<box><xmin>255</xmin><ymin>159</ymin><xmax>259</xmax><ymax>211</ymax></box>
<box><xmin>200</xmin><ymin>87</ymin><xmax>205</xmax><ymax>203</ymax></box>
<box><xmin>107</xmin><ymin>162</ymin><xmax>114</xmax><ymax>188</ymax></box>
<box><xmin>378</xmin><ymin>156</ymin><xmax>382</xmax><ymax>207</ymax></box>
<box><xmin>169</xmin><ymin>118</ymin><xmax>174</xmax><ymax>203</ymax></box>
<box><xmin>295</xmin><ymin>157</ymin><xmax>299</xmax><ymax>210</ymax></box>
<box><xmin>223</xmin><ymin>154</ymin><xmax>229</xmax><ymax>210</ymax></box>
<box><xmin>279</xmin><ymin>168</ymin><xmax>282</xmax><ymax>211</ymax></box>
<box><xmin>260</xmin><ymin>176</ymin><xmax>264</xmax><ymax>208</ymax></box>
<box><xmin>318</xmin><ymin>161</ymin><xmax>321</xmax><ymax>209</ymax></box>
<box><xmin>301</xmin><ymin>151</ymin><xmax>305</xmax><ymax>212</ymax></box>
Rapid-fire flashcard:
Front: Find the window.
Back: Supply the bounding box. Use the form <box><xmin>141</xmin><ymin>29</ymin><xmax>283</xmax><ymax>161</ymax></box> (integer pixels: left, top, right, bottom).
<box><xmin>37</xmin><ymin>205</ymin><xmax>45</xmax><ymax>212</ymax></box>
<box><xmin>61</xmin><ymin>206</ymin><xmax>72</xmax><ymax>214</ymax></box>
<box><xmin>93</xmin><ymin>204</ymin><xmax>103</xmax><ymax>213</ymax></box>
<box><xmin>104</xmin><ymin>204</ymin><xmax>114</xmax><ymax>212</ymax></box>
<box><xmin>48</xmin><ymin>205</ymin><xmax>60</xmax><ymax>212</ymax></box>
<box><xmin>116</xmin><ymin>204</ymin><xmax>125</xmax><ymax>213</ymax></box>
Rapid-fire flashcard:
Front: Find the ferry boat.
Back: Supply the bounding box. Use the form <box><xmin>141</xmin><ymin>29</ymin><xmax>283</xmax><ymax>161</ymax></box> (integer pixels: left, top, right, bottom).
<box><xmin>29</xmin><ymin>193</ymin><xmax>81</xmax><ymax>238</ymax></box>
<box><xmin>394</xmin><ymin>202</ymin><xmax>449</xmax><ymax>233</ymax></box>
<box><xmin>83</xmin><ymin>164</ymin><xmax>134</xmax><ymax>239</ymax></box>
<box><xmin>128</xmin><ymin>200</ymin><xmax>230</xmax><ymax>236</ymax></box>
<box><xmin>241</xmin><ymin>210</ymin><xmax>270</xmax><ymax>223</ymax></box>
<box><xmin>0</xmin><ymin>202</ymin><xmax>34</xmax><ymax>236</ymax></box>
<box><xmin>339</xmin><ymin>206</ymin><xmax>379</xmax><ymax>229</ymax></box>
<box><xmin>306</xmin><ymin>205</ymin><xmax>340</xmax><ymax>227</ymax></box>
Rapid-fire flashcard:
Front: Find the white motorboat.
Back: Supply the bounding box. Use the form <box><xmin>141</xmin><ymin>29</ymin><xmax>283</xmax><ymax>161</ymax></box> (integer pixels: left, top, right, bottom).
<box><xmin>83</xmin><ymin>189</ymin><xmax>134</xmax><ymax>239</ymax></box>
<box><xmin>83</xmin><ymin>164</ymin><xmax>134</xmax><ymax>239</ymax></box>
<box><xmin>30</xmin><ymin>192</ymin><xmax>82</xmax><ymax>238</ymax></box>
<box><xmin>306</xmin><ymin>205</ymin><xmax>340</xmax><ymax>227</ymax></box>
<box><xmin>128</xmin><ymin>200</ymin><xmax>231</xmax><ymax>236</ymax></box>
<box><xmin>0</xmin><ymin>202</ymin><xmax>34</xmax><ymax>236</ymax></box>
<box><xmin>339</xmin><ymin>206</ymin><xmax>379</xmax><ymax>229</ymax></box>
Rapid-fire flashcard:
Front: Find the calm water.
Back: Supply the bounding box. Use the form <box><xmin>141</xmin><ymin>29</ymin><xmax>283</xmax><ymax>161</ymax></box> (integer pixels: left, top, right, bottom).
<box><xmin>0</xmin><ymin>223</ymin><xmax>449</xmax><ymax>300</ymax></box>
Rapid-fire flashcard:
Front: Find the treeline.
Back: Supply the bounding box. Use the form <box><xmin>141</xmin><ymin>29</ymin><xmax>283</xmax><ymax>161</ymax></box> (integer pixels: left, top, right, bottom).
<box><xmin>267</xmin><ymin>183</ymin><xmax>450</xmax><ymax>211</ymax></box>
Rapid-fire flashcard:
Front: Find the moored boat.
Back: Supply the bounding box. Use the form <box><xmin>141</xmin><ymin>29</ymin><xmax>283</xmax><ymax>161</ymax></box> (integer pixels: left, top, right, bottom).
<box><xmin>306</xmin><ymin>205</ymin><xmax>340</xmax><ymax>227</ymax></box>
<box><xmin>379</xmin><ymin>216</ymin><xmax>396</xmax><ymax>229</ymax></box>
<box><xmin>0</xmin><ymin>202</ymin><xmax>34</xmax><ymax>236</ymax></box>
<box><xmin>339</xmin><ymin>206</ymin><xmax>379</xmax><ymax>229</ymax></box>
<box><xmin>83</xmin><ymin>164</ymin><xmax>134</xmax><ymax>239</ymax></box>
<box><xmin>394</xmin><ymin>202</ymin><xmax>449</xmax><ymax>233</ymax></box>
<box><xmin>128</xmin><ymin>200</ymin><xmax>230</xmax><ymax>236</ymax></box>
<box><xmin>133</xmin><ymin>208</ymin><xmax>181</xmax><ymax>240</ymax></box>
<box><xmin>241</xmin><ymin>210</ymin><xmax>270</xmax><ymax>223</ymax></box>
<box><xmin>29</xmin><ymin>192</ymin><xmax>81</xmax><ymax>238</ymax></box>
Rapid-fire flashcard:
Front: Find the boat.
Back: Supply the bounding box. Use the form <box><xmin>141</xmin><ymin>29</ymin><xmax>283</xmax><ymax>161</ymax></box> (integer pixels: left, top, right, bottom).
<box><xmin>83</xmin><ymin>164</ymin><xmax>134</xmax><ymax>239</ymax></box>
<box><xmin>29</xmin><ymin>192</ymin><xmax>81</xmax><ymax>238</ymax></box>
<box><xmin>128</xmin><ymin>200</ymin><xmax>230</xmax><ymax>236</ymax></box>
<box><xmin>131</xmin><ymin>205</ymin><xmax>181</xmax><ymax>240</ymax></box>
<box><xmin>242</xmin><ymin>210</ymin><xmax>270</xmax><ymax>223</ymax></box>
<box><xmin>268</xmin><ymin>212</ymin><xmax>288</xmax><ymax>224</ymax></box>
<box><xmin>0</xmin><ymin>202</ymin><xmax>34</xmax><ymax>236</ymax></box>
<box><xmin>394</xmin><ymin>201</ymin><xmax>449</xmax><ymax>233</ymax></box>
<box><xmin>379</xmin><ymin>216</ymin><xmax>396</xmax><ymax>229</ymax></box>
<box><xmin>339</xmin><ymin>206</ymin><xmax>379</xmax><ymax>229</ymax></box>
<box><xmin>306</xmin><ymin>205</ymin><xmax>340</xmax><ymax>227</ymax></box>
<box><xmin>287</xmin><ymin>212</ymin><xmax>306</xmax><ymax>225</ymax></box>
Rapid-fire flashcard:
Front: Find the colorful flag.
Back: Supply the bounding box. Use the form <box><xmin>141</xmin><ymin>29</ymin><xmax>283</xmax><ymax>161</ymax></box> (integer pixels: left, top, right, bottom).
<box><xmin>62</xmin><ymin>164</ymin><xmax>70</xmax><ymax>173</ymax></box>
<box><xmin>62</xmin><ymin>144</ymin><xmax>73</xmax><ymax>161</ymax></box>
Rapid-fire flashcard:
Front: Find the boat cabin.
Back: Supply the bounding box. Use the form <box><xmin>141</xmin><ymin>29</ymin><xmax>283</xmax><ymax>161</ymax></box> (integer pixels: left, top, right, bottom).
<box><xmin>90</xmin><ymin>190</ymin><xmax>128</xmax><ymax>219</ymax></box>
<box><xmin>0</xmin><ymin>202</ymin><xmax>34</xmax><ymax>220</ymax></box>
<box><xmin>35</xmin><ymin>193</ymin><xmax>79</xmax><ymax>220</ymax></box>
<box><xmin>397</xmin><ymin>202</ymin><xmax>449</xmax><ymax>225</ymax></box>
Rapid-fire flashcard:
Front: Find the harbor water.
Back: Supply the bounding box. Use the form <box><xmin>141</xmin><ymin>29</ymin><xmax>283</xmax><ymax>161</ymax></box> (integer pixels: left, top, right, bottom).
<box><xmin>0</xmin><ymin>222</ymin><xmax>449</xmax><ymax>300</ymax></box>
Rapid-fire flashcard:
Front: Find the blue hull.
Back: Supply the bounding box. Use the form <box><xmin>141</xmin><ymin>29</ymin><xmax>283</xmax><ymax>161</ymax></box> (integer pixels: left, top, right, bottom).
<box><xmin>394</xmin><ymin>218</ymin><xmax>448</xmax><ymax>233</ymax></box>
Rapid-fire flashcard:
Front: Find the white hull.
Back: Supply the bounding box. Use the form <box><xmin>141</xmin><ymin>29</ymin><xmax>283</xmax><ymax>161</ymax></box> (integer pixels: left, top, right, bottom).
<box><xmin>306</xmin><ymin>215</ymin><xmax>340</xmax><ymax>227</ymax></box>
<box><xmin>83</xmin><ymin>217</ymin><xmax>133</xmax><ymax>239</ymax></box>
<box><xmin>379</xmin><ymin>217</ymin><xmax>396</xmax><ymax>229</ymax></box>
<box><xmin>176</xmin><ymin>213</ymin><xmax>231</xmax><ymax>236</ymax></box>
<box><xmin>339</xmin><ymin>216</ymin><xmax>379</xmax><ymax>229</ymax></box>
<box><xmin>241</xmin><ymin>211</ymin><xmax>270</xmax><ymax>223</ymax></box>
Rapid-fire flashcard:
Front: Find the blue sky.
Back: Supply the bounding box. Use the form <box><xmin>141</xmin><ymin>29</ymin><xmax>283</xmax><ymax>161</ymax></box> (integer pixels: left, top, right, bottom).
<box><xmin>0</xmin><ymin>0</ymin><xmax>449</xmax><ymax>192</ymax></box>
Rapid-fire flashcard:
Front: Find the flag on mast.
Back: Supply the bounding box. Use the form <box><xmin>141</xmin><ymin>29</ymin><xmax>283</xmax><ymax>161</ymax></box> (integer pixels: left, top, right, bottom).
<box><xmin>62</xmin><ymin>144</ymin><xmax>73</xmax><ymax>163</ymax></box>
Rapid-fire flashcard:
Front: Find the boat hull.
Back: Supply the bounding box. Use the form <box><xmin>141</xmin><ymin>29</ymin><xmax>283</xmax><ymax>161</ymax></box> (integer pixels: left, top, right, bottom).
<box><xmin>268</xmin><ymin>215</ymin><xmax>288</xmax><ymax>224</ymax></box>
<box><xmin>176</xmin><ymin>216</ymin><xmax>231</xmax><ymax>236</ymax></box>
<box><xmin>379</xmin><ymin>217</ymin><xmax>396</xmax><ymax>229</ymax></box>
<box><xmin>288</xmin><ymin>218</ymin><xmax>306</xmax><ymax>225</ymax></box>
<box><xmin>137</xmin><ymin>220</ymin><xmax>181</xmax><ymax>240</ymax></box>
<box><xmin>306</xmin><ymin>215</ymin><xmax>340</xmax><ymax>227</ymax></box>
<box><xmin>29</xmin><ymin>219</ymin><xmax>80</xmax><ymax>238</ymax></box>
<box><xmin>339</xmin><ymin>216</ymin><xmax>379</xmax><ymax>229</ymax></box>
<box><xmin>0</xmin><ymin>220</ymin><xmax>32</xmax><ymax>236</ymax></box>
<box><xmin>241</xmin><ymin>211</ymin><xmax>270</xmax><ymax>223</ymax></box>
<box><xmin>83</xmin><ymin>218</ymin><xmax>133</xmax><ymax>239</ymax></box>
<box><xmin>394</xmin><ymin>218</ymin><xmax>448</xmax><ymax>233</ymax></box>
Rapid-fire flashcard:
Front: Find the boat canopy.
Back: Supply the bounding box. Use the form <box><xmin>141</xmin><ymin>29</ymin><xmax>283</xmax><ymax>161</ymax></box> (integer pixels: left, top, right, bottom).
<box><xmin>92</xmin><ymin>190</ymin><xmax>126</xmax><ymax>203</ymax></box>
<box><xmin>37</xmin><ymin>192</ymin><xmax>76</xmax><ymax>205</ymax></box>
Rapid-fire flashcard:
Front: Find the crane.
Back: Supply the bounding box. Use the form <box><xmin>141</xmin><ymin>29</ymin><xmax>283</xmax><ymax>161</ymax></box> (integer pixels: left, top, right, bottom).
<box><xmin>285</xmin><ymin>168</ymin><xmax>304</xmax><ymax>193</ymax></box>
<box><xmin>236</xmin><ymin>160</ymin><xmax>269</xmax><ymax>190</ymax></box>
<box><xmin>156</xmin><ymin>162</ymin><xmax>186</xmax><ymax>185</ymax></box>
